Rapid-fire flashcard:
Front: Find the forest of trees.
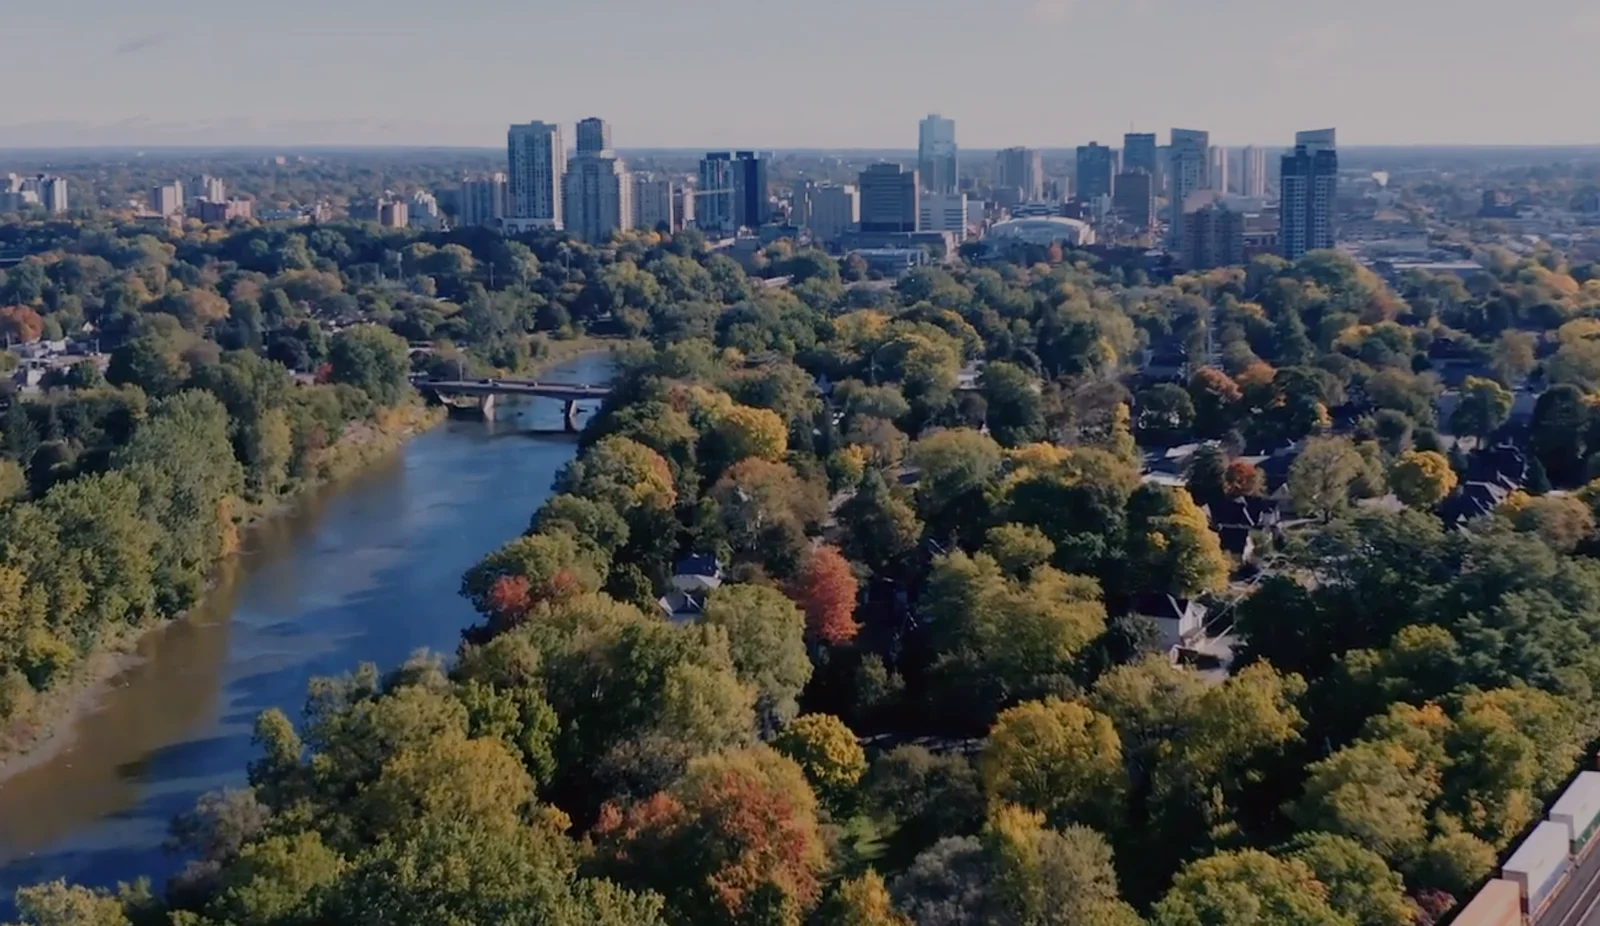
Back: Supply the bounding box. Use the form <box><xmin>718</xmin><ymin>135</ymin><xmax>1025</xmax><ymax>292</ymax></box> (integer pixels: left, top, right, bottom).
<box><xmin>10</xmin><ymin>209</ymin><xmax>1600</xmax><ymax>925</ymax></box>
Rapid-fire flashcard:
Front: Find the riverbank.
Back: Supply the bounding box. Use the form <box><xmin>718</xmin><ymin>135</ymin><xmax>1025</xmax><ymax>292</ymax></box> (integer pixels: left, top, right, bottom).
<box><xmin>0</xmin><ymin>348</ymin><xmax>617</xmax><ymax>887</ymax></box>
<box><xmin>0</xmin><ymin>400</ymin><xmax>445</xmax><ymax>782</ymax></box>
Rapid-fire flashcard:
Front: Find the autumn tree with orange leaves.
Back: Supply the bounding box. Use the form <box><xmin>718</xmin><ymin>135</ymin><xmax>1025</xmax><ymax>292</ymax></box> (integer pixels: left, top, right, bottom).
<box><xmin>789</xmin><ymin>545</ymin><xmax>860</xmax><ymax>646</ymax></box>
<box><xmin>592</xmin><ymin>746</ymin><xmax>827</xmax><ymax>926</ymax></box>
<box><xmin>1223</xmin><ymin>459</ymin><xmax>1266</xmax><ymax>497</ymax></box>
<box><xmin>0</xmin><ymin>305</ymin><xmax>44</xmax><ymax>344</ymax></box>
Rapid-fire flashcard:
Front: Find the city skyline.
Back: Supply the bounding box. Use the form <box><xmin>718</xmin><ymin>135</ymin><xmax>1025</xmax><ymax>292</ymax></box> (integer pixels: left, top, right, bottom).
<box><xmin>7</xmin><ymin>0</ymin><xmax>1599</xmax><ymax>148</ymax></box>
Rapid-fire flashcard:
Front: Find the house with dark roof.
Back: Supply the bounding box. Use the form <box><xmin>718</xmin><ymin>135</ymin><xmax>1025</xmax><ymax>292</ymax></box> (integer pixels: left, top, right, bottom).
<box><xmin>1437</xmin><ymin>480</ymin><xmax>1513</xmax><ymax>530</ymax></box>
<box><xmin>1465</xmin><ymin>443</ymin><xmax>1528</xmax><ymax>489</ymax></box>
<box><xmin>670</xmin><ymin>554</ymin><xmax>723</xmax><ymax>592</ymax></box>
<box><xmin>657</xmin><ymin>589</ymin><xmax>709</xmax><ymax>624</ymax></box>
<box><xmin>1130</xmin><ymin>592</ymin><xmax>1209</xmax><ymax>658</ymax></box>
<box><xmin>1204</xmin><ymin>496</ymin><xmax>1281</xmax><ymax>532</ymax></box>
<box><xmin>659</xmin><ymin>554</ymin><xmax>724</xmax><ymax>623</ymax></box>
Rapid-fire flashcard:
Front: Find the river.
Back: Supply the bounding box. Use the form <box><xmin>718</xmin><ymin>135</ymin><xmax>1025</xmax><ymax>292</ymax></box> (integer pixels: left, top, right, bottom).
<box><xmin>0</xmin><ymin>352</ymin><xmax>612</xmax><ymax>908</ymax></box>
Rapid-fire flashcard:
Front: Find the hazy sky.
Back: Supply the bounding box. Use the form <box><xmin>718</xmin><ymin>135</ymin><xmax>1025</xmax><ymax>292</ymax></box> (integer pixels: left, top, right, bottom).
<box><xmin>7</xmin><ymin>0</ymin><xmax>1599</xmax><ymax>148</ymax></box>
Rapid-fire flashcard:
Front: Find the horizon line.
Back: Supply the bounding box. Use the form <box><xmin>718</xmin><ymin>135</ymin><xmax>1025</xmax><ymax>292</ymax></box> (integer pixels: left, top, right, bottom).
<box><xmin>7</xmin><ymin>142</ymin><xmax>1600</xmax><ymax>154</ymax></box>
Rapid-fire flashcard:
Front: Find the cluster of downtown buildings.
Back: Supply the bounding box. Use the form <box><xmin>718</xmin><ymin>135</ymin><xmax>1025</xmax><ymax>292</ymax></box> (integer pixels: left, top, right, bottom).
<box><xmin>145</xmin><ymin>174</ymin><xmax>259</xmax><ymax>223</ymax></box>
<box><xmin>454</xmin><ymin>114</ymin><xmax>1339</xmax><ymax>271</ymax></box>
<box><xmin>1</xmin><ymin>174</ymin><xmax>69</xmax><ymax>214</ymax></box>
<box><xmin>0</xmin><ymin>114</ymin><xmax>1339</xmax><ymax>276</ymax></box>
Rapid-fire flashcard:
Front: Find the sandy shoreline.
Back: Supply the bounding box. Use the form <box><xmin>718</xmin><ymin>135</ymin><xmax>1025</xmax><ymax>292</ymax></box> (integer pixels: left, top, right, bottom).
<box><xmin>0</xmin><ymin>645</ymin><xmax>145</xmax><ymax>788</ymax></box>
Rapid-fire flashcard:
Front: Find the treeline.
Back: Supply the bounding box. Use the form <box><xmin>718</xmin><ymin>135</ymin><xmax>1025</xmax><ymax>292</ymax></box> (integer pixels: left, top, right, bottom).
<box><xmin>20</xmin><ymin>222</ymin><xmax>1600</xmax><ymax>926</ymax></box>
<box><xmin>0</xmin><ymin>324</ymin><xmax>414</xmax><ymax>744</ymax></box>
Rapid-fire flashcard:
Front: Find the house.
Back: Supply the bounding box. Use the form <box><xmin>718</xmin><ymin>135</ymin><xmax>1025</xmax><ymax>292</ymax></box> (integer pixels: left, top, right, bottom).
<box><xmin>1205</xmin><ymin>496</ymin><xmax>1281</xmax><ymax>532</ymax></box>
<box><xmin>658</xmin><ymin>554</ymin><xmax>723</xmax><ymax>623</ymax></box>
<box><xmin>670</xmin><ymin>554</ymin><xmax>722</xmax><ymax>593</ymax></box>
<box><xmin>1437</xmin><ymin>480</ymin><xmax>1513</xmax><ymax>530</ymax></box>
<box><xmin>1465</xmin><ymin>443</ymin><xmax>1528</xmax><ymax>489</ymax></box>
<box><xmin>1144</xmin><ymin>443</ymin><xmax>1202</xmax><ymax>477</ymax></box>
<box><xmin>657</xmin><ymin>589</ymin><xmax>708</xmax><ymax>624</ymax></box>
<box><xmin>1130</xmin><ymin>592</ymin><xmax>1209</xmax><ymax>658</ymax></box>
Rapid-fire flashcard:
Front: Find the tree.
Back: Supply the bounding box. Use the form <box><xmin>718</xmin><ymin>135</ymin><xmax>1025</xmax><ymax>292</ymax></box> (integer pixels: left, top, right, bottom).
<box><xmin>1390</xmin><ymin>451</ymin><xmax>1457</xmax><ymax>510</ymax></box>
<box><xmin>1546</xmin><ymin>339</ymin><xmax>1600</xmax><ymax>391</ymax></box>
<box><xmin>327</xmin><ymin>325</ymin><xmax>411</xmax><ymax>406</ymax></box>
<box><xmin>821</xmin><ymin>871</ymin><xmax>910</xmax><ymax>926</ymax></box>
<box><xmin>1288</xmin><ymin>437</ymin><xmax>1366</xmax><ymax>521</ymax></box>
<box><xmin>986</xmin><ymin>806</ymin><xmax>1143</xmax><ymax>926</ymax></box>
<box><xmin>1290</xmin><ymin>739</ymin><xmax>1437</xmax><ymax>865</ymax></box>
<box><xmin>0</xmin><ymin>305</ymin><xmax>45</xmax><ymax>344</ymax></box>
<box><xmin>1287</xmin><ymin>833</ymin><xmax>1411</xmax><ymax>926</ymax></box>
<box><xmin>923</xmin><ymin>552</ymin><xmax>1107</xmax><ymax>725</ymax></box>
<box><xmin>774</xmin><ymin>713</ymin><xmax>867</xmax><ymax>808</ymax></box>
<box><xmin>1505</xmin><ymin>493</ymin><xmax>1594</xmax><ymax>552</ymax></box>
<box><xmin>532</xmin><ymin>493</ymin><xmax>631</xmax><ymax>564</ymax></box>
<box><xmin>866</xmin><ymin>746</ymin><xmax>987</xmax><ymax>865</ymax></box>
<box><xmin>837</xmin><ymin>471</ymin><xmax>921</xmax><ymax>574</ymax></box>
<box><xmin>891</xmin><ymin>836</ymin><xmax>995</xmax><ymax>925</ymax></box>
<box><xmin>562</xmin><ymin>436</ymin><xmax>677</xmax><ymax>515</ymax></box>
<box><xmin>700</xmin><ymin>584</ymin><xmax>812</xmax><ymax>731</ymax></box>
<box><xmin>1186</xmin><ymin>444</ymin><xmax>1229</xmax><ymax>508</ymax></box>
<box><xmin>1412</xmin><ymin>831</ymin><xmax>1495</xmax><ymax>897</ymax></box>
<box><xmin>7</xmin><ymin>881</ymin><xmax>137</xmax><ymax>926</ymax></box>
<box><xmin>1531</xmin><ymin>384</ymin><xmax>1592</xmax><ymax>486</ymax></box>
<box><xmin>593</xmin><ymin>747</ymin><xmax>827</xmax><ymax>926</ymax></box>
<box><xmin>1151</xmin><ymin>850</ymin><xmax>1353</xmax><ymax>926</ymax></box>
<box><xmin>1223</xmin><ymin>460</ymin><xmax>1265</xmax><ymax>498</ymax></box>
<box><xmin>984</xmin><ymin>524</ymin><xmax>1056</xmax><ymax>578</ymax></box>
<box><xmin>787</xmin><ymin>545</ymin><xmax>860</xmax><ymax>646</ymax></box>
<box><xmin>712</xmin><ymin>404</ymin><xmax>789</xmax><ymax>464</ymax></box>
<box><xmin>460</xmin><ymin>532</ymin><xmax>602</xmax><ymax>637</ymax></box>
<box><xmin>909</xmin><ymin>428</ymin><xmax>1003</xmax><ymax>540</ymax></box>
<box><xmin>979</xmin><ymin>698</ymin><xmax>1125</xmax><ymax>829</ymax></box>
<box><xmin>1189</xmin><ymin>368</ymin><xmax>1243</xmax><ymax>439</ymax></box>
<box><xmin>1125</xmin><ymin>486</ymin><xmax>1230</xmax><ymax>597</ymax></box>
<box><xmin>1136</xmin><ymin>383</ymin><xmax>1197</xmax><ymax>445</ymax></box>
<box><xmin>1491</xmin><ymin>330</ymin><xmax>1537</xmax><ymax>385</ymax></box>
<box><xmin>981</xmin><ymin>362</ymin><xmax>1045</xmax><ymax>447</ymax></box>
<box><xmin>1449</xmin><ymin>376</ymin><xmax>1512</xmax><ymax>445</ymax></box>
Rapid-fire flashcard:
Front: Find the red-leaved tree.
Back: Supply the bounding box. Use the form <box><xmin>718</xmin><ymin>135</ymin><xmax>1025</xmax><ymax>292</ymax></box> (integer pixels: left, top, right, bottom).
<box><xmin>788</xmin><ymin>545</ymin><xmax>859</xmax><ymax>646</ymax></box>
<box><xmin>485</xmin><ymin>575</ymin><xmax>532</xmax><ymax>626</ymax></box>
<box><xmin>592</xmin><ymin>748</ymin><xmax>826</xmax><ymax>925</ymax></box>
<box><xmin>1223</xmin><ymin>460</ymin><xmax>1266</xmax><ymax>497</ymax></box>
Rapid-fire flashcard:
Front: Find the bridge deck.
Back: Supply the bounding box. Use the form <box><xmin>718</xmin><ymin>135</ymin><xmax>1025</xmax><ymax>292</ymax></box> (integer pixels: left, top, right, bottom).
<box><xmin>421</xmin><ymin>380</ymin><xmax>612</xmax><ymax>400</ymax></box>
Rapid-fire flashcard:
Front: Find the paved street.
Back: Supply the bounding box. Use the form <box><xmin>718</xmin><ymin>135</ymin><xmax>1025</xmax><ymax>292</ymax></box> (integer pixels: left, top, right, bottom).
<box><xmin>1539</xmin><ymin>847</ymin><xmax>1600</xmax><ymax>926</ymax></box>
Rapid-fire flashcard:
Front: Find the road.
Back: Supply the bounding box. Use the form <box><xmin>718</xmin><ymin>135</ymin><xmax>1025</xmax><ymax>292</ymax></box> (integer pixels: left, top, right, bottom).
<box><xmin>1540</xmin><ymin>845</ymin><xmax>1600</xmax><ymax>926</ymax></box>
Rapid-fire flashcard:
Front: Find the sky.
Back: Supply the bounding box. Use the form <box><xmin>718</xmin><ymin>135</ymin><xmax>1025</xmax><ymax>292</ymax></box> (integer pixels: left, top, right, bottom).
<box><xmin>6</xmin><ymin>0</ymin><xmax>1599</xmax><ymax>149</ymax></box>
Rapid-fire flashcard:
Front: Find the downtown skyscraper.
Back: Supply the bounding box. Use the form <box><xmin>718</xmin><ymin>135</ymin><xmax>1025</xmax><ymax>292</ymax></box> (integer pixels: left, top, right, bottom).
<box><xmin>562</xmin><ymin>118</ymin><xmax>631</xmax><ymax>242</ymax></box>
<box><xmin>1076</xmin><ymin>142</ymin><xmax>1116</xmax><ymax>202</ymax></box>
<box><xmin>918</xmin><ymin>114</ymin><xmax>958</xmax><ymax>194</ymax></box>
<box><xmin>459</xmin><ymin>173</ymin><xmax>508</xmax><ymax>228</ymax></box>
<box><xmin>1240</xmin><ymin>146</ymin><xmax>1267</xmax><ymax>198</ymax></box>
<box><xmin>859</xmin><ymin>163</ymin><xmax>920</xmax><ymax>233</ymax></box>
<box><xmin>1122</xmin><ymin>132</ymin><xmax>1159</xmax><ymax>179</ymax></box>
<box><xmin>507</xmin><ymin>121</ymin><xmax>565</xmax><ymax>228</ymax></box>
<box><xmin>1279</xmin><ymin>129</ymin><xmax>1338</xmax><ymax>260</ymax></box>
<box><xmin>994</xmin><ymin>147</ymin><xmax>1043</xmax><ymax>201</ymax></box>
<box><xmin>1167</xmin><ymin>128</ymin><xmax>1210</xmax><ymax>248</ymax></box>
<box><xmin>696</xmin><ymin>151</ymin><xmax>768</xmax><ymax>235</ymax></box>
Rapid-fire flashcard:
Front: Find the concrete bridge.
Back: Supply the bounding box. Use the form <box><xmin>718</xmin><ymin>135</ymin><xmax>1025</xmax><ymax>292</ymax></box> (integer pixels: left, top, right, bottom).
<box><xmin>418</xmin><ymin>379</ymin><xmax>612</xmax><ymax>431</ymax></box>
